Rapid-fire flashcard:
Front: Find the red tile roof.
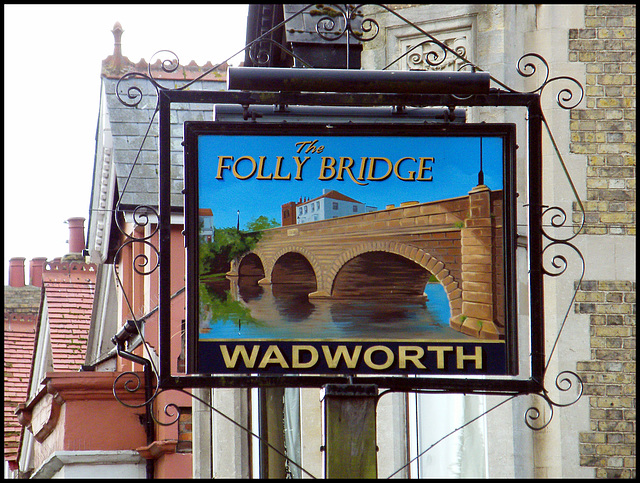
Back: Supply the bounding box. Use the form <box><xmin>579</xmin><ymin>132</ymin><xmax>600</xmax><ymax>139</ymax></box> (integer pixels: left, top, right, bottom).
<box><xmin>3</xmin><ymin>260</ymin><xmax>97</xmax><ymax>468</ymax></box>
<box><xmin>4</xmin><ymin>285</ymin><xmax>40</xmax><ymax>466</ymax></box>
<box><xmin>41</xmin><ymin>260</ymin><xmax>97</xmax><ymax>371</ymax></box>
<box><xmin>4</xmin><ymin>329</ymin><xmax>37</xmax><ymax>465</ymax></box>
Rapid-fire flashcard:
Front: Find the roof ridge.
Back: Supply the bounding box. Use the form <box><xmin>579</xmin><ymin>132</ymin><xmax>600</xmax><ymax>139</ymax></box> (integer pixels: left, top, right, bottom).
<box><xmin>101</xmin><ymin>22</ymin><xmax>229</xmax><ymax>80</ymax></box>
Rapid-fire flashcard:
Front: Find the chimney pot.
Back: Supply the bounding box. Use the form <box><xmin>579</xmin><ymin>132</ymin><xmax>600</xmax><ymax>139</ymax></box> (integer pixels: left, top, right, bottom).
<box><xmin>67</xmin><ymin>217</ymin><xmax>86</xmax><ymax>254</ymax></box>
<box><xmin>112</xmin><ymin>22</ymin><xmax>124</xmax><ymax>70</ymax></box>
<box><xmin>29</xmin><ymin>257</ymin><xmax>48</xmax><ymax>287</ymax></box>
<box><xmin>8</xmin><ymin>257</ymin><xmax>26</xmax><ymax>287</ymax></box>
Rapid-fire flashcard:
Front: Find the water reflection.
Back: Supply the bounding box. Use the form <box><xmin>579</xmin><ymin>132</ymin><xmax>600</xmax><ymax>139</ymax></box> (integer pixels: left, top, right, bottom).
<box><xmin>200</xmin><ymin>278</ymin><xmax>471</xmax><ymax>340</ymax></box>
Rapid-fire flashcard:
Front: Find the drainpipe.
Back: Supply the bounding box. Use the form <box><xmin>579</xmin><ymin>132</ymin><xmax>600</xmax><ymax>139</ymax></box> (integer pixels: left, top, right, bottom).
<box><xmin>112</xmin><ymin>320</ymin><xmax>155</xmax><ymax>479</ymax></box>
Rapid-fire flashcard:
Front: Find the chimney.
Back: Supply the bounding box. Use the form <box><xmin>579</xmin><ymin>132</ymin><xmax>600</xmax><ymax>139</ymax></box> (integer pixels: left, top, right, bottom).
<box><xmin>112</xmin><ymin>22</ymin><xmax>124</xmax><ymax>71</ymax></box>
<box><xmin>67</xmin><ymin>217</ymin><xmax>86</xmax><ymax>254</ymax></box>
<box><xmin>8</xmin><ymin>257</ymin><xmax>26</xmax><ymax>287</ymax></box>
<box><xmin>29</xmin><ymin>257</ymin><xmax>48</xmax><ymax>287</ymax></box>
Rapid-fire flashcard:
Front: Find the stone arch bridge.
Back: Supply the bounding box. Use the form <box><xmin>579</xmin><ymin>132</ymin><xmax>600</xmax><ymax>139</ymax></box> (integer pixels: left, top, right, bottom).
<box><xmin>228</xmin><ymin>185</ymin><xmax>505</xmax><ymax>339</ymax></box>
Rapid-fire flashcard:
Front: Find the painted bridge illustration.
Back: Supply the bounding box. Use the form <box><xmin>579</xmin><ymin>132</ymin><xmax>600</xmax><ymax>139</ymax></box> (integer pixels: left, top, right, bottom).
<box><xmin>227</xmin><ymin>184</ymin><xmax>505</xmax><ymax>340</ymax></box>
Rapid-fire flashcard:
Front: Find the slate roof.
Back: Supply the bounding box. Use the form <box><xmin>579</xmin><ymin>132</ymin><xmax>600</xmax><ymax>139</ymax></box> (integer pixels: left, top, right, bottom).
<box><xmin>100</xmin><ymin>28</ymin><xmax>229</xmax><ymax>211</ymax></box>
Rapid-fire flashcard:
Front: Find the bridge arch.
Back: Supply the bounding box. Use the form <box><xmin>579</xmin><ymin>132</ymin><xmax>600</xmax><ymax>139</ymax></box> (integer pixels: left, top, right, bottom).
<box><xmin>242</xmin><ymin>245</ymin><xmax>323</xmax><ymax>289</ymax></box>
<box><xmin>326</xmin><ymin>242</ymin><xmax>462</xmax><ymax>317</ymax></box>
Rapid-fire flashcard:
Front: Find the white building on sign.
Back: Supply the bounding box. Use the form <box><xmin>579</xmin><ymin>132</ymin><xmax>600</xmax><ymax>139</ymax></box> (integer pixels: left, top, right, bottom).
<box><xmin>295</xmin><ymin>189</ymin><xmax>377</xmax><ymax>224</ymax></box>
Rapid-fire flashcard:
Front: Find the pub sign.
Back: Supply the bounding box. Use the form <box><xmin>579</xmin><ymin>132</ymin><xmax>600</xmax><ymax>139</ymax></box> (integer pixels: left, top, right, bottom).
<box><xmin>184</xmin><ymin>121</ymin><xmax>518</xmax><ymax>384</ymax></box>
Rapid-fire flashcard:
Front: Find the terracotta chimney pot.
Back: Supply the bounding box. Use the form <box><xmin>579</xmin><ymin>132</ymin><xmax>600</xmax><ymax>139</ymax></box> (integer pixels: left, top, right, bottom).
<box><xmin>9</xmin><ymin>257</ymin><xmax>26</xmax><ymax>287</ymax></box>
<box><xmin>67</xmin><ymin>217</ymin><xmax>86</xmax><ymax>254</ymax></box>
<box><xmin>29</xmin><ymin>257</ymin><xmax>48</xmax><ymax>287</ymax></box>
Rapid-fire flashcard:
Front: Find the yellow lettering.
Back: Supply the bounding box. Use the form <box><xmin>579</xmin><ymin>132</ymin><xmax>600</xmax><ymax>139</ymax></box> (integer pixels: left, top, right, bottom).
<box><xmin>358</xmin><ymin>157</ymin><xmax>368</xmax><ymax>182</ymax></box>
<box><xmin>399</xmin><ymin>346</ymin><xmax>426</xmax><ymax>369</ymax></box>
<box><xmin>319</xmin><ymin>157</ymin><xmax>337</xmax><ymax>181</ymax></box>
<box><xmin>367</xmin><ymin>157</ymin><xmax>393</xmax><ymax>181</ymax></box>
<box><xmin>256</xmin><ymin>156</ymin><xmax>272</xmax><ymax>180</ymax></box>
<box><xmin>427</xmin><ymin>346</ymin><xmax>454</xmax><ymax>369</ymax></box>
<box><xmin>394</xmin><ymin>157</ymin><xmax>417</xmax><ymax>181</ymax></box>
<box><xmin>456</xmin><ymin>346</ymin><xmax>483</xmax><ymax>370</ymax></box>
<box><xmin>338</xmin><ymin>157</ymin><xmax>368</xmax><ymax>186</ymax></box>
<box><xmin>220</xmin><ymin>345</ymin><xmax>260</xmax><ymax>368</ymax></box>
<box><xmin>417</xmin><ymin>157</ymin><xmax>434</xmax><ymax>181</ymax></box>
<box><xmin>216</xmin><ymin>155</ymin><xmax>234</xmax><ymax>179</ymax></box>
<box><xmin>322</xmin><ymin>345</ymin><xmax>361</xmax><ymax>369</ymax></box>
<box><xmin>295</xmin><ymin>139</ymin><xmax>324</xmax><ymax>154</ymax></box>
<box><xmin>292</xmin><ymin>345</ymin><xmax>319</xmax><ymax>369</ymax></box>
<box><xmin>363</xmin><ymin>345</ymin><xmax>394</xmax><ymax>370</ymax></box>
<box><xmin>295</xmin><ymin>140</ymin><xmax>311</xmax><ymax>153</ymax></box>
<box><xmin>258</xmin><ymin>345</ymin><xmax>289</xmax><ymax>369</ymax></box>
<box><xmin>273</xmin><ymin>156</ymin><xmax>291</xmax><ymax>180</ymax></box>
<box><xmin>232</xmin><ymin>156</ymin><xmax>257</xmax><ymax>180</ymax></box>
<box><xmin>293</xmin><ymin>156</ymin><xmax>310</xmax><ymax>180</ymax></box>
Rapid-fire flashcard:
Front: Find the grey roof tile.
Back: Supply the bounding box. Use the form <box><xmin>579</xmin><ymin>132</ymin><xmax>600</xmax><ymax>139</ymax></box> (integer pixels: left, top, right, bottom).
<box><xmin>103</xmin><ymin>76</ymin><xmax>225</xmax><ymax>210</ymax></box>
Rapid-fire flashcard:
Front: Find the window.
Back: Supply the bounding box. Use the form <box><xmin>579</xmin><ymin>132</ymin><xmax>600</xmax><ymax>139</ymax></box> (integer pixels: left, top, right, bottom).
<box><xmin>332</xmin><ymin>202</ymin><xmax>339</xmax><ymax>210</ymax></box>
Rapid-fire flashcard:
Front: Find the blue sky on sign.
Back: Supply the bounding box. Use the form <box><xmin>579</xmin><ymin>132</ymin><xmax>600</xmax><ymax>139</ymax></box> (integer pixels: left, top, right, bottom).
<box><xmin>198</xmin><ymin>134</ymin><xmax>504</xmax><ymax>230</ymax></box>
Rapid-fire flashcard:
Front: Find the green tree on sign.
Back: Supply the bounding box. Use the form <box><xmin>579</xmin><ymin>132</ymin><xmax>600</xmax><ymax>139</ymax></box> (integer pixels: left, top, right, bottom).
<box><xmin>199</xmin><ymin>215</ymin><xmax>279</xmax><ymax>278</ymax></box>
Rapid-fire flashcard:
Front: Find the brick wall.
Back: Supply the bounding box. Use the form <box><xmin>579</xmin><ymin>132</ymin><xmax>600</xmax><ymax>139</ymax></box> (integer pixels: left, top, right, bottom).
<box><xmin>567</xmin><ymin>5</ymin><xmax>636</xmax><ymax>478</ymax></box>
<box><xmin>575</xmin><ymin>280</ymin><xmax>636</xmax><ymax>478</ymax></box>
<box><xmin>568</xmin><ymin>4</ymin><xmax>636</xmax><ymax>236</ymax></box>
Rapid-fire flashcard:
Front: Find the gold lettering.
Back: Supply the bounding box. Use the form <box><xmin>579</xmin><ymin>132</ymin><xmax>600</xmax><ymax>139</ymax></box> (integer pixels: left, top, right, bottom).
<box><xmin>456</xmin><ymin>346</ymin><xmax>483</xmax><ymax>370</ymax></box>
<box><xmin>256</xmin><ymin>156</ymin><xmax>272</xmax><ymax>180</ymax></box>
<box><xmin>394</xmin><ymin>157</ymin><xmax>417</xmax><ymax>181</ymax></box>
<box><xmin>427</xmin><ymin>346</ymin><xmax>454</xmax><ymax>369</ymax></box>
<box><xmin>295</xmin><ymin>139</ymin><xmax>324</xmax><ymax>154</ymax></box>
<box><xmin>293</xmin><ymin>156</ymin><xmax>310</xmax><ymax>180</ymax></box>
<box><xmin>232</xmin><ymin>156</ymin><xmax>257</xmax><ymax>180</ymax></box>
<box><xmin>338</xmin><ymin>157</ymin><xmax>368</xmax><ymax>186</ymax></box>
<box><xmin>220</xmin><ymin>345</ymin><xmax>260</xmax><ymax>368</ymax></box>
<box><xmin>358</xmin><ymin>157</ymin><xmax>368</xmax><ymax>182</ymax></box>
<box><xmin>367</xmin><ymin>157</ymin><xmax>393</xmax><ymax>181</ymax></box>
<box><xmin>273</xmin><ymin>156</ymin><xmax>291</xmax><ymax>180</ymax></box>
<box><xmin>399</xmin><ymin>346</ymin><xmax>426</xmax><ymax>369</ymax></box>
<box><xmin>322</xmin><ymin>345</ymin><xmax>361</xmax><ymax>369</ymax></box>
<box><xmin>363</xmin><ymin>345</ymin><xmax>394</xmax><ymax>370</ymax></box>
<box><xmin>417</xmin><ymin>157</ymin><xmax>435</xmax><ymax>181</ymax></box>
<box><xmin>292</xmin><ymin>345</ymin><xmax>319</xmax><ymax>369</ymax></box>
<box><xmin>319</xmin><ymin>157</ymin><xmax>337</xmax><ymax>181</ymax></box>
<box><xmin>258</xmin><ymin>345</ymin><xmax>289</xmax><ymax>369</ymax></box>
<box><xmin>216</xmin><ymin>155</ymin><xmax>234</xmax><ymax>179</ymax></box>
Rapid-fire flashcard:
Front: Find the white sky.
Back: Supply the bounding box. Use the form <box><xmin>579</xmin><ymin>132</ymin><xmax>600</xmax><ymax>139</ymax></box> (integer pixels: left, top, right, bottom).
<box><xmin>4</xmin><ymin>4</ymin><xmax>249</xmax><ymax>284</ymax></box>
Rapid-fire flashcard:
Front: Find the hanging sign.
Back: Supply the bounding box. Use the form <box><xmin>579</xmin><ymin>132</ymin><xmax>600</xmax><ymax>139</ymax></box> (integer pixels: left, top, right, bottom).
<box><xmin>184</xmin><ymin>121</ymin><xmax>518</xmax><ymax>383</ymax></box>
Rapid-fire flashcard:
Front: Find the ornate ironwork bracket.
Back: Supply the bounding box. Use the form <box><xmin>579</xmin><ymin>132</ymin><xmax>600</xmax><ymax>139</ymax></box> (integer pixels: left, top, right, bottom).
<box><xmin>107</xmin><ymin>7</ymin><xmax>587</xmax><ymax>474</ymax></box>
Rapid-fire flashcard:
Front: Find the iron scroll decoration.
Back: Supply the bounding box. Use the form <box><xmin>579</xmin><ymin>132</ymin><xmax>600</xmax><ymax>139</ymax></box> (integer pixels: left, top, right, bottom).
<box><xmin>108</xmin><ymin>4</ymin><xmax>587</xmax><ymax>466</ymax></box>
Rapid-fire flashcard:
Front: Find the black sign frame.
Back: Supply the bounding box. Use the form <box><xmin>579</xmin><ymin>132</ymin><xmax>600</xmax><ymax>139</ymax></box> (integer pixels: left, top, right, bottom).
<box><xmin>155</xmin><ymin>88</ymin><xmax>544</xmax><ymax>395</ymax></box>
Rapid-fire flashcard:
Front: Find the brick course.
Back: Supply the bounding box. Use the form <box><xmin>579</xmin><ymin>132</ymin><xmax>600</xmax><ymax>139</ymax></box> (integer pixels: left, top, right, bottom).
<box><xmin>568</xmin><ymin>4</ymin><xmax>636</xmax><ymax>236</ymax></box>
<box><xmin>575</xmin><ymin>280</ymin><xmax>636</xmax><ymax>478</ymax></box>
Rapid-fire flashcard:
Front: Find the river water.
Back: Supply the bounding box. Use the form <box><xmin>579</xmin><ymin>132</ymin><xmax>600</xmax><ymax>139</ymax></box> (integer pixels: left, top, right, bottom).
<box><xmin>199</xmin><ymin>279</ymin><xmax>471</xmax><ymax>341</ymax></box>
